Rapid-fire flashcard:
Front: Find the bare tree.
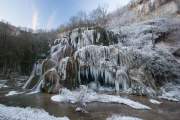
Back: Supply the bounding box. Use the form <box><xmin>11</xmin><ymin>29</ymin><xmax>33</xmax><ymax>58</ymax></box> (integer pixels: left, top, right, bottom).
<box><xmin>90</xmin><ymin>5</ymin><xmax>108</xmax><ymax>26</ymax></box>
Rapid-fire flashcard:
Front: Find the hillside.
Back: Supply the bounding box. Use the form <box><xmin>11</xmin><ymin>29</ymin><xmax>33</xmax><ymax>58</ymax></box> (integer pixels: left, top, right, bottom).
<box><xmin>0</xmin><ymin>21</ymin><xmax>56</xmax><ymax>76</ymax></box>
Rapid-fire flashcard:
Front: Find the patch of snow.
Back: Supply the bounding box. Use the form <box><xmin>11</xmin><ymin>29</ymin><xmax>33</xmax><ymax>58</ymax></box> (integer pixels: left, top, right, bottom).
<box><xmin>159</xmin><ymin>83</ymin><xmax>180</xmax><ymax>102</ymax></box>
<box><xmin>3</xmin><ymin>85</ymin><xmax>8</xmax><ymax>88</ymax></box>
<box><xmin>98</xmin><ymin>86</ymin><xmax>115</xmax><ymax>92</ymax></box>
<box><xmin>0</xmin><ymin>104</ymin><xmax>69</xmax><ymax>120</ymax></box>
<box><xmin>51</xmin><ymin>88</ymin><xmax>150</xmax><ymax>110</ymax></box>
<box><xmin>149</xmin><ymin>99</ymin><xmax>162</xmax><ymax>104</ymax></box>
<box><xmin>0</xmin><ymin>84</ymin><xmax>8</xmax><ymax>88</ymax></box>
<box><xmin>75</xmin><ymin>107</ymin><xmax>88</xmax><ymax>113</ymax></box>
<box><xmin>5</xmin><ymin>91</ymin><xmax>24</xmax><ymax>96</ymax></box>
<box><xmin>106</xmin><ymin>115</ymin><xmax>143</xmax><ymax>120</ymax></box>
<box><xmin>159</xmin><ymin>94</ymin><xmax>179</xmax><ymax>102</ymax></box>
<box><xmin>0</xmin><ymin>80</ymin><xmax>8</xmax><ymax>88</ymax></box>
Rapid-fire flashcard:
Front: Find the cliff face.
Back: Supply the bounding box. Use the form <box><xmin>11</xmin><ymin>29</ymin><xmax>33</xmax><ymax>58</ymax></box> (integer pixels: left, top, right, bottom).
<box><xmin>108</xmin><ymin>0</ymin><xmax>180</xmax><ymax>27</ymax></box>
<box><xmin>129</xmin><ymin>0</ymin><xmax>179</xmax><ymax>16</ymax></box>
<box><xmin>24</xmin><ymin>0</ymin><xmax>180</xmax><ymax>100</ymax></box>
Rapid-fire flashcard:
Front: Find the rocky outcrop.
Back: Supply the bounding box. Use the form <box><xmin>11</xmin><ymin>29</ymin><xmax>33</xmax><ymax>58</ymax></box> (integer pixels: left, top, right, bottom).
<box><xmin>42</xmin><ymin>68</ymin><xmax>61</xmax><ymax>93</ymax></box>
<box><xmin>129</xmin><ymin>0</ymin><xmax>179</xmax><ymax>15</ymax></box>
<box><xmin>108</xmin><ymin>0</ymin><xmax>180</xmax><ymax>27</ymax></box>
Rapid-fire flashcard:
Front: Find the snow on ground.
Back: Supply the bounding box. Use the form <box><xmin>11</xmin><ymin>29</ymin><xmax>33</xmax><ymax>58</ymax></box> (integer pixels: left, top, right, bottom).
<box><xmin>0</xmin><ymin>104</ymin><xmax>69</xmax><ymax>120</ymax></box>
<box><xmin>51</xmin><ymin>88</ymin><xmax>150</xmax><ymax>110</ymax></box>
<box><xmin>5</xmin><ymin>91</ymin><xmax>24</xmax><ymax>96</ymax></box>
<box><xmin>106</xmin><ymin>115</ymin><xmax>143</xmax><ymax>120</ymax></box>
<box><xmin>149</xmin><ymin>99</ymin><xmax>162</xmax><ymax>104</ymax></box>
<box><xmin>159</xmin><ymin>83</ymin><xmax>180</xmax><ymax>102</ymax></box>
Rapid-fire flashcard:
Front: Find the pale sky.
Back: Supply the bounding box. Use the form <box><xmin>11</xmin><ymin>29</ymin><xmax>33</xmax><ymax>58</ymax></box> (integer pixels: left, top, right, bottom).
<box><xmin>0</xmin><ymin>0</ymin><xmax>131</xmax><ymax>30</ymax></box>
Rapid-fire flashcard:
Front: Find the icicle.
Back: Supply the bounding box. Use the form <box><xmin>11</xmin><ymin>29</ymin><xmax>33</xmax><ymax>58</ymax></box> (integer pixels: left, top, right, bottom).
<box><xmin>115</xmin><ymin>80</ymin><xmax>120</xmax><ymax>93</ymax></box>
<box><xmin>58</xmin><ymin>57</ymin><xmax>70</xmax><ymax>80</ymax></box>
<box><xmin>116</xmin><ymin>67</ymin><xmax>129</xmax><ymax>92</ymax></box>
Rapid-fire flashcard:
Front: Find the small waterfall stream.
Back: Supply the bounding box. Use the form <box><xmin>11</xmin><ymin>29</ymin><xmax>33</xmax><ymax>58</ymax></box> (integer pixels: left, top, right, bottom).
<box><xmin>23</xmin><ymin>61</ymin><xmax>43</xmax><ymax>92</ymax></box>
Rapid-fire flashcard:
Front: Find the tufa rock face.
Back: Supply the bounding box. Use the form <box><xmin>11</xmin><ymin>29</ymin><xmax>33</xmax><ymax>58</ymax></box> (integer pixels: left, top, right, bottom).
<box><xmin>24</xmin><ymin>18</ymin><xmax>180</xmax><ymax>96</ymax></box>
<box><xmin>24</xmin><ymin>2</ymin><xmax>180</xmax><ymax>97</ymax></box>
<box><xmin>42</xmin><ymin>59</ymin><xmax>56</xmax><ymax>74</ymax></box>
<box><xmin>58</xmin><ymin>57</ymin><xmax>79</xmax><ymax>90</ymax></box>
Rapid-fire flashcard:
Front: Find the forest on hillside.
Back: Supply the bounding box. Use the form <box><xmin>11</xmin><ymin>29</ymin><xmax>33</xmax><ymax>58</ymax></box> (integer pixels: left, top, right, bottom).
<box><xmin>0</xmin><ymin>21</ymin><xmax>57</xmax><ymax>75</ymax></box>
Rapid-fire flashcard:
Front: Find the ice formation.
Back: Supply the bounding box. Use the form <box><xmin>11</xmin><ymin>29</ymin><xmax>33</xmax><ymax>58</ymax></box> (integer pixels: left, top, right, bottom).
<box><xmin>51</xmin><ymin>87</ymin><xmax>150</xmax><ymax>110</ymax></box>
<box><xmin>5</xmin><ymin>91</ymin><xmax>24</xmax><ymax>96</ymax></box>
<box><xmin>24</xmin><ymin>17</ymin><xmax>180</xmax><ymax>100</ymax></box>
<box><xmin>149</xmin><ymin>99</ymin><xmax>162</xmax><ymax>104</ymax></box>
<box><xmin>58</xmin><ymin>57</ymin><xmax>70</xmax><ymax>81</ymax></box>
<box><xmin>158</xmin><ymin>83</ymin><xmax>180</xmax><ymax>102</ymax></box>
<box><xmin>0</xmin><ymin>104</ymin><xmax>69</xmax><ymax>120</ymax></box>
<box><xmin>106</xmin><ymin>115</ymin><xmax>143</xmax><ymax>120</ymax></box>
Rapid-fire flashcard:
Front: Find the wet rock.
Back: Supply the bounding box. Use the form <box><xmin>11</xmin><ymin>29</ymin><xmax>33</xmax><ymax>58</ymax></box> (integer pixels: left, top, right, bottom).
<box><xmin>42</xmin><ymin>59</ymin><xmax>57</xmax><ymax>74</ymax></box>
<box><xmin>173</xmin><ymin>48</ymin><xmax>180</xmax><ymax>57</ymax></box>
<box><xmin>42</xmin><ymin>69</ymin><xmax>61</xmax><ymax>94</ymax></box>
<box><xmin>58</xmin><ymin>57</ymin><xmax>79</xmax><ymax>89</ymax></box>
<box><xmin>143</xmin><ymin>54</ymin><xmax>180</xmax><ymax>87</ymax></box>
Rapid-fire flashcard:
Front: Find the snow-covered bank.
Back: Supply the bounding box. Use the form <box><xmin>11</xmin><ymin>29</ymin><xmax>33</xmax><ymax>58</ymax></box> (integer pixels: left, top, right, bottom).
<box><xmin>106</xmin><ymin>115</ymin><xmax>143</xmax><ymax>120</ymax></box>
<box><xmin>51</xmin><ymin>88</ymin><xmax>150</xmax><ymax>110</ymax></box>
<box><xmin>0</xmin><ymin>104</ymin><xmax>69</xmax><ymax>120</ymax></box>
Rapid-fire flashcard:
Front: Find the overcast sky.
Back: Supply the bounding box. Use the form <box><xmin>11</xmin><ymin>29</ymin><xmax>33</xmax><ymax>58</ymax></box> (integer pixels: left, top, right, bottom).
<box><xmin>0</xmin><ymin>0</ymin><xmax>131</xmax><ymax>30</ymax></box>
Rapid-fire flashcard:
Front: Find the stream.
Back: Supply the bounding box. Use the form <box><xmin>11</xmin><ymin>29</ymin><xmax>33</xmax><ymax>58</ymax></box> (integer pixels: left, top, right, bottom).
<box><xmin>0</xmin><ymin>77</ymin><xmax>180</xmax><ymax>120</ymax></box>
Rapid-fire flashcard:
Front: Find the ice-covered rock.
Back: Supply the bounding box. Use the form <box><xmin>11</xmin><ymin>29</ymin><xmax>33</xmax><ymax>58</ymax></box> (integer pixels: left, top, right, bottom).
<box><xmin>149</xmin><ymin>99</ymin><xmax>162</xmax><ymax>104</ymax></box>
<box><xmin>159</xmin><ymin>83</ymin><xmax>180</xmax><ymax>101</ymax></box>
<box><xmin>24</xmin><ymin>17</ymin><xmax>180</xmax><ymax>98</ymax></box>
<box><xmin>51</xmin><ymin>88</ymin><xmax>151</xmax><ymax>110</ymax></box>
<box><xmin>106</xmin><ymin>115</ymin><xmax>143</xmax><ymax>120</ymax></box>
<box><xmin>5</xmin><ymin>91</ymin><xmax>24</xmax><ymax>96</ymax></box>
